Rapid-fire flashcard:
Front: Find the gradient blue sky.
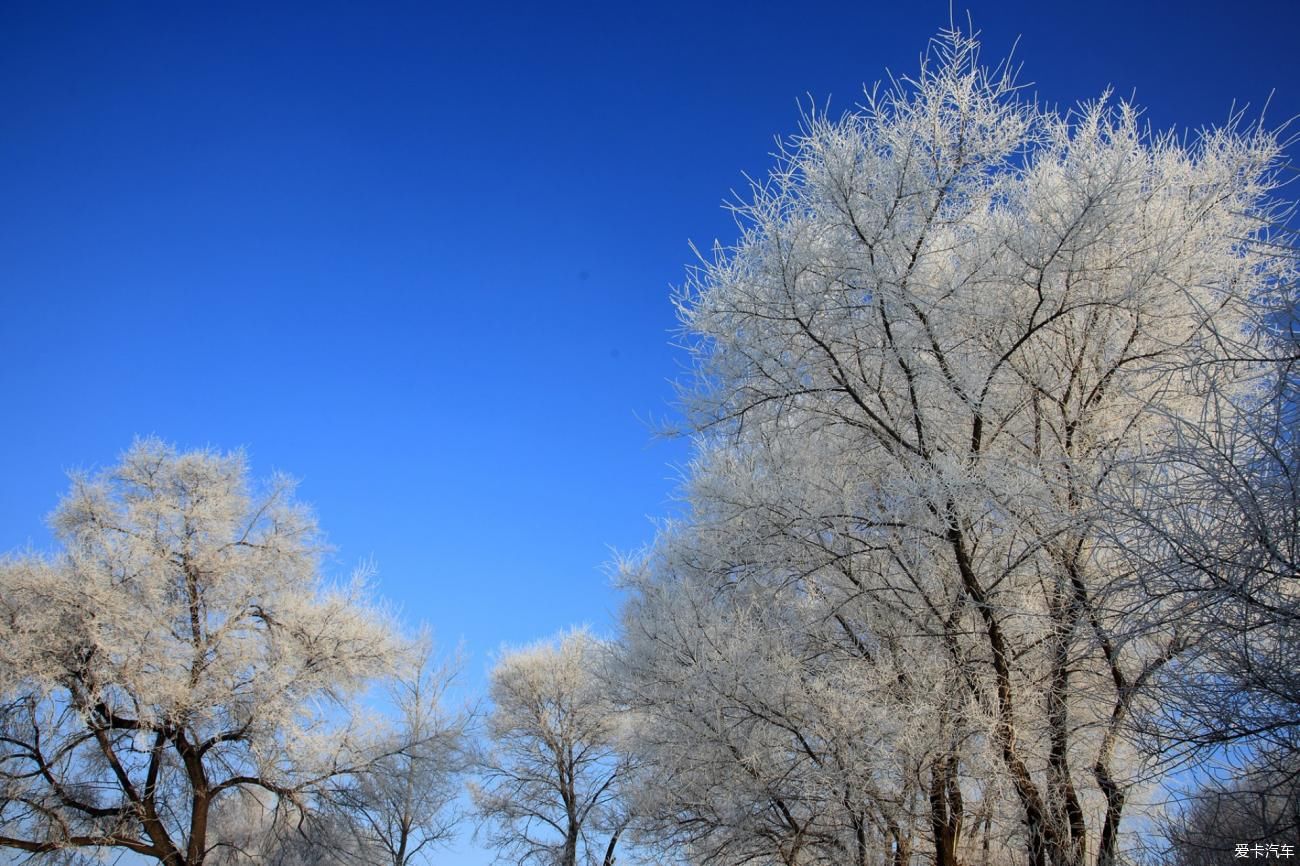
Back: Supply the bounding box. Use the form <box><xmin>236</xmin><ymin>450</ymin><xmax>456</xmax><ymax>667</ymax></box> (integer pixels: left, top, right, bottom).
<box><xmin>2</xmin><ymin>1</ymin><xmax>1298</xmax><ymax>861</ymax></box>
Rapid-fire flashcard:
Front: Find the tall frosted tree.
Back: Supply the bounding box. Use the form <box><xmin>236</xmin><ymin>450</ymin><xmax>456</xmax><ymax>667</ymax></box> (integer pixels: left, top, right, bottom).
<box><xmin>0</xmin><ymin>440</ymin><xmax>430</xmax><ymax>866</ymax></box>
<box><xmin>619</xmin><ymin>29</ymin><xmax>1292</xmax><ymax>866</ymax></box>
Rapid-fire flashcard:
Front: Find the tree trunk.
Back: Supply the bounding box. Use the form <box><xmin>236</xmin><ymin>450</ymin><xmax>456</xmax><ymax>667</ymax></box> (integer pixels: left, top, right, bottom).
<box><xmin>1094</xmin><ymin>758</ymin><xmax>1125</xmax><ymax>866</ymax></box>
<box><xmin>948</xmin><ymin>521</ymin><xmax>1058</xmax><ymax>866</ymax></box>
<box><xmin>890</xmin><ymin>818</ymin><xmax>912</xmax><ymax>866</ymax></box>
<box><xmin>853</xmin><ymin>810</ymin><xmax>869</xmax><ymax>866</ymax></box>
<box><xmin>602</xmin><ymin>827</ymin><xmax>622</xmax><ymax>866</ymax></box>
<box><xmin>1046</xmin><ymin>592</ymin><xmax>1086</xmax><ymax>866</ymax></box>
<box><xmin>562</xmin><ymin>826</ymin><xmax>579</xmax><ymax>866</ymax></box>
<box><xmin>929</xmin><ymin>754</ymin><xmax>963</xmax><ymax>866</ymax></box>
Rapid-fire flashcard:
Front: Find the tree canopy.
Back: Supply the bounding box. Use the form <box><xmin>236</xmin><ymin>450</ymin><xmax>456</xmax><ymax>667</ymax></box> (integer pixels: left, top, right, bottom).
<box><xmin>618</xmin><ymin>27</ymin><xmax>1293</xmax><ymax>866</ymax></box>
<box><xmin>0</xmin><ymin>440</ymin><xmax>427</xmax><ymax>865</ymax></box>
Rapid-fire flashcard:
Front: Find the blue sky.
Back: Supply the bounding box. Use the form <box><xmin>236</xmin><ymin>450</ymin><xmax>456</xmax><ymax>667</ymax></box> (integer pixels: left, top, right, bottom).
<box><xmin>2</xmin><ymin>1</ymin><xmax>1299</xmax><ymax>861</ymax></box>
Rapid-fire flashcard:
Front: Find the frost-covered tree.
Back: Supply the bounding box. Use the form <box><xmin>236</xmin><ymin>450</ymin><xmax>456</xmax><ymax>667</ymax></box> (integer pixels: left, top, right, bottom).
<box><xmin>473</xmin><ymin>629</ymin><xmax>631</xmax><ymax>866</ymax></box>
<box><xmin>1161</xmin><ymin>755</ymin><xmax>1300</xmax><ymax>866</ymax></box>
<box><xmin>620</xmin><ymin>27</ymin><xmax>1291</xmax><ymax>866</ymax></box>
<box><xmin>322</xmin><ymin>638</ymin><xmax>472</xmax><ymax>866</ymax></box>
<box><xmin>1110</xmin><ymin>320</ymin><xmax>1300</xmax><ymax>766</ymax></box>
<box><xmin>203</xmin><ymin>643</ymin><xmax>470</xmax><ymax>866</ymax></box>
<box><xmin>619</xmin><ymin>444</ymin><xmax>1019</xmax><ymax>866</ymax></box>
<box><xmin>619</xmin><ymin>543</ymin><xmax>960</xmax><ymax>866</ymax></box>
<box><xmin>1105</xmin><ymin>296</ymin><xmax>1300</xmax><ymax>850</ymax></box>
<box><xmin>0</xmin><ymin>440</ymin><xmax>410</xmax><ymax>866</ymax></box>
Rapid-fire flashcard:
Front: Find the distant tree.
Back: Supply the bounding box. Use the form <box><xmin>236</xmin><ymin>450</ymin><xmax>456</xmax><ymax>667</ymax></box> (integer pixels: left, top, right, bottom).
<box><xmin>1162</xmin><ymin>754</ymin><xmax>1300</xmax><ymax>866</ymax></box>
<box><xmin>0</xmin><ymin>439</ymin><xmax>412</xmax><ymax>866</ymax></box>
<box><xmin>473</xmin><ymin>629</ymin><xmax>631</xmax><ymax>866</ymax></box>
<box><xmin>322</xmin><ymin>637</ymin><xmax>472</xmax><ymax>866</ymax></box>
<box><xmin>203</xmin><ymin>640</ymin><xmax>471</xmax><ymax>866</ymax></box>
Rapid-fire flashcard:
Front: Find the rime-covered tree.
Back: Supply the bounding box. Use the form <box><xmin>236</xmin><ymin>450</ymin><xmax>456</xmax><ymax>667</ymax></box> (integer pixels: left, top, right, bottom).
<box><xmin>0</xmin><ymin>440</ymin><xmax>413</xmax><ymax>866</ymax></box>
<box><xmin>619</xmin><ymin>535</ymin><xmax>966</xmax><ymax>866</ymax></box>
<box><xmin>203</xmin><ymin>642</ymin><xmax>470</xmax><ymax>866</ymax></box>
<box><xmin>620</xmin><ymin>28</ymin><xmax>1291</xmax><ymax>866</ymax></box>
<box><xmin>324</xmin><ymin>638</ymin><xmax>471</xmax><ymax>866</ymax></box>
<box><xmin>1110</xmin><ymin>320</ymin><xmax>1300</xmax><ymax>765</ymax></box>
<box><xmin>1161</xmin><ymin>755</ymin><xmax>1300</xmax><ymax>866</ymax></box>
<box><xmin>1105</xmin><ymin>294</ymin><xmax>1300</xmax><ymax>849</ymax></box>
<box><xmin>473</xmin><ymin>629</ymin><xmax>630</xmax><ymax>866</ymax></box>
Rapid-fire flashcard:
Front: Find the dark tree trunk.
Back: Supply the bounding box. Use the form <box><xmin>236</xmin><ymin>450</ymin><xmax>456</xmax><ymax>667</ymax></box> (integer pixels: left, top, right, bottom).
<box><xmin>929</xmin><ymin>754</ymin><xmax>963</xmax><ymax>866</ymax></box>
<box><xmin>1046</xmin><ymin>601</ymin><xmax>1087</xmax><ymax>866</ymax></box>
<box><xmin>602</xmin><ymin>827</ymin><xmax>622</xmax><ymax>866</ymax></box>
<box><xmin>1094</xmin><ymin>760</ymin><xmax>1126</xmax><ymax>866</ymax></box>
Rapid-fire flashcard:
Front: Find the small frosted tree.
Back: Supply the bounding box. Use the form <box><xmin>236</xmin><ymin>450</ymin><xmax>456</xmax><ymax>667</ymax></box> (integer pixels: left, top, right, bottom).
<box><xmin>473</xmin><ymin>629</ymin><xmax>630</xmax><ymax>866</ymax></box>
<box><xmin>0</xmin><ymin>440</ymin><xmax>408</xmax><ymax>866</ymax></box>
<box><xmin>323</xmin><ymin>638</ymin><xmax>472</xmax><ymax>866</ymax></box>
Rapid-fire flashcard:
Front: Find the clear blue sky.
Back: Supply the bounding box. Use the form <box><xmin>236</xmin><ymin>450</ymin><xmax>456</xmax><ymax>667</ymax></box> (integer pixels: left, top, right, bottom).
<box><xmin>2</xmin><ymin>1</ymin><xmax>1298</xmax><ymax>861</ymax></box>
